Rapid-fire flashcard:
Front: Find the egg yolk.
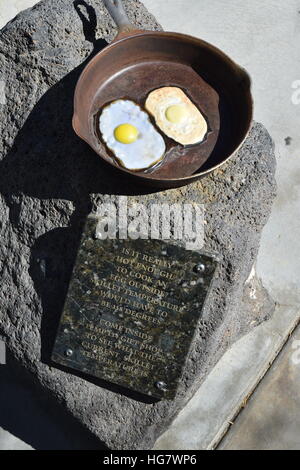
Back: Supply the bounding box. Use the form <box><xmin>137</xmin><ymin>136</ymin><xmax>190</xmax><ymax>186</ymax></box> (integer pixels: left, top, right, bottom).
<box><xmin>114</xmin><ymin>123</ymin><xmax>139</xmax><ymax>144</ymax></box>
<box><xmin>165</xmin><ymin>105</ymin><xmax>188</xmax><ymax>124</ymax></box>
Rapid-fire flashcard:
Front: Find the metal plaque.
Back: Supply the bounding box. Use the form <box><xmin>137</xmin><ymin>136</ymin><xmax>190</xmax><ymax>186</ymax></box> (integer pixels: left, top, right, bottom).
<box><xmin>52</xmin><ymin>216</ymin><xmax>217</xmax><ymax>400</ymax></box>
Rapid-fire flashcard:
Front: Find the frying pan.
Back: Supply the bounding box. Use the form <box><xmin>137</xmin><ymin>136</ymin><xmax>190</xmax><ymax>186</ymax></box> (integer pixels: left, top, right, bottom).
<box><xmin>73</xmin><ymin>0</ymin><xmax>253</xmax><ymax>189</ymax></box>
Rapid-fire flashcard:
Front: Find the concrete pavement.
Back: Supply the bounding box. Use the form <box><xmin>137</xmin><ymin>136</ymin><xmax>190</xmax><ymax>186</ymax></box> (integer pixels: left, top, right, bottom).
<box><xmin>219</xmin><ymin>324</ymin><xmax>300</xmax><ymax>450</ymax></box>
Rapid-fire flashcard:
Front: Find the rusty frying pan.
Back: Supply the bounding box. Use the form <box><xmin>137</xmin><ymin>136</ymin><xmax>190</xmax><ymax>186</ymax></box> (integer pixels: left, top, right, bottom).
<box><xmin>73</xmin><ymin>0</ymin><xmax>253</xmax><ymax>189</ymax></box>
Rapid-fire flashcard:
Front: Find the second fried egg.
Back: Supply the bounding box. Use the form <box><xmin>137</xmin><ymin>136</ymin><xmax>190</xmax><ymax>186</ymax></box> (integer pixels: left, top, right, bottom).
<box><xmin>145</xmin><ymin>87</ymin><xmax>208</xmax><ymax>146</ymax></box>
<box><xmin>99</xmin><ymin>100</ymin><xmax>166</xmax><ymax>171</ymax></box>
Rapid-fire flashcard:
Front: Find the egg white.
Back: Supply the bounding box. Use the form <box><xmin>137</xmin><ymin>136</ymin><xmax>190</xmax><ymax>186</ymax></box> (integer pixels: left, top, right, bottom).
<box><xmin>99</xmin><ymin>100</ymin><xmax>166</xmax><ymax>171</ymax></box>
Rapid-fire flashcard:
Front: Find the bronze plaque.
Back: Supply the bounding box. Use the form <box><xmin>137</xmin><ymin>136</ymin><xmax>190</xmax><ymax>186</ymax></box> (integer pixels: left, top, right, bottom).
<box><xmin>52</xmin><ymin>216</ymin><xmax>217</xmax><ymax>400</ymax></box>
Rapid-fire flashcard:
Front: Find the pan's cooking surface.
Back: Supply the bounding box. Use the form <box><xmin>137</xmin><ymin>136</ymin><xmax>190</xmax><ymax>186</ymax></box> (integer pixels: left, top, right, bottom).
<box><xmin>91</xmin><ymin>61</ymin><xmax>220</xmax><ymax>179</ymax></box>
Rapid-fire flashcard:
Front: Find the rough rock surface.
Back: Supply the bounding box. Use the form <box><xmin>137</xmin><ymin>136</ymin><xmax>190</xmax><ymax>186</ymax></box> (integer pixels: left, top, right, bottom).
<box><xmin>0</xmin><ymin>0</ymin><xmax>276</xmax><ymax>450</ymax></box>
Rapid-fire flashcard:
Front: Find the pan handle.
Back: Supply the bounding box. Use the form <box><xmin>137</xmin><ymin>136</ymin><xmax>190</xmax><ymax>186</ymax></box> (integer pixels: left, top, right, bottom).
<box><xmin>103</xmin><ymin>0</ymin><xmax>139</xmax><ymax>37</ymax></box>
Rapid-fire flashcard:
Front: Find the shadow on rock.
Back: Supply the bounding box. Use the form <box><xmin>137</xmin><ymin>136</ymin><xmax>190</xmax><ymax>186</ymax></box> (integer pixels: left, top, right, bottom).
<box><xmin>0</xmin><ymin>354</ymin><xmax>108</xmax><ymax>450</ymax></box>
<box><xmin>0</xmin><ymin>1</ymin><xmax>154</xmax><ymax>210</ymax></box>
<box><xmin>29</xmin><ymin>227</ymin><xmax>83</xmax><ymax>363</ymax></box>
<box><xmin>14</xmin><ymin>0</ymin><xmax>160</xmax><ymax>406</ymax></box>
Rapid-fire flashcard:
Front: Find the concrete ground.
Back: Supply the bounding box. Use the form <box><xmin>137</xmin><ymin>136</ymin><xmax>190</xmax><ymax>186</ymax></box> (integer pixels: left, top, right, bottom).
<box><xmin>218</xmin><ymin>324</ymin><xmax>300</xmax><ymax>450</ymax></box>
<box><xmin>154</xmin><ymin>306</ymin><xmax>300</xmax><ymax>450</ymax></box>
<box><xmin>0</xmin><ymin>0</ymin><xmax>300</xmax><ymax>450</ymax></box>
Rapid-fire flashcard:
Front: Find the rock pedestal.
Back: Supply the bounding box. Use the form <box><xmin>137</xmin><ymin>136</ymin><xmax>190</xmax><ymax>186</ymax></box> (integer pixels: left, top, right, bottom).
<box><xmin>0</xmin><ymin>0</ymin><xmax>276</xmax><ymax>450</ymax></box>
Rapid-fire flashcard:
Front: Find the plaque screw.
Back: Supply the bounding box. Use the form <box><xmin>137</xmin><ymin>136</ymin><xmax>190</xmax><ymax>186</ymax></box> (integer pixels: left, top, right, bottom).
<box><xmin>65</xmin><ymin>348</ymin><xmax>73</xmax><ymax>357</ymax></box>
<box><xmin>155</xmin><ymin>381</ymin><xmax>168</xmax><ymax>392</ymax></box>
<box><xmin>194</xmin><ymin>263</ymin><xmax>205</xmax><ymax>273</ymax></box>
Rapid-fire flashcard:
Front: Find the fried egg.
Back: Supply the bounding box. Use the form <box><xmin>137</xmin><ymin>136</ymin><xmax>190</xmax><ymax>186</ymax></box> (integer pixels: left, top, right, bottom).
<box><xmin>145</xmin><ymin>87</ymin><xmax>208</xmax><ymax>146</ymax></box>
<box><xmin>99</xmin><ymin>100</ymin><xmax>166</xmax><ymax>171</ymax></box>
